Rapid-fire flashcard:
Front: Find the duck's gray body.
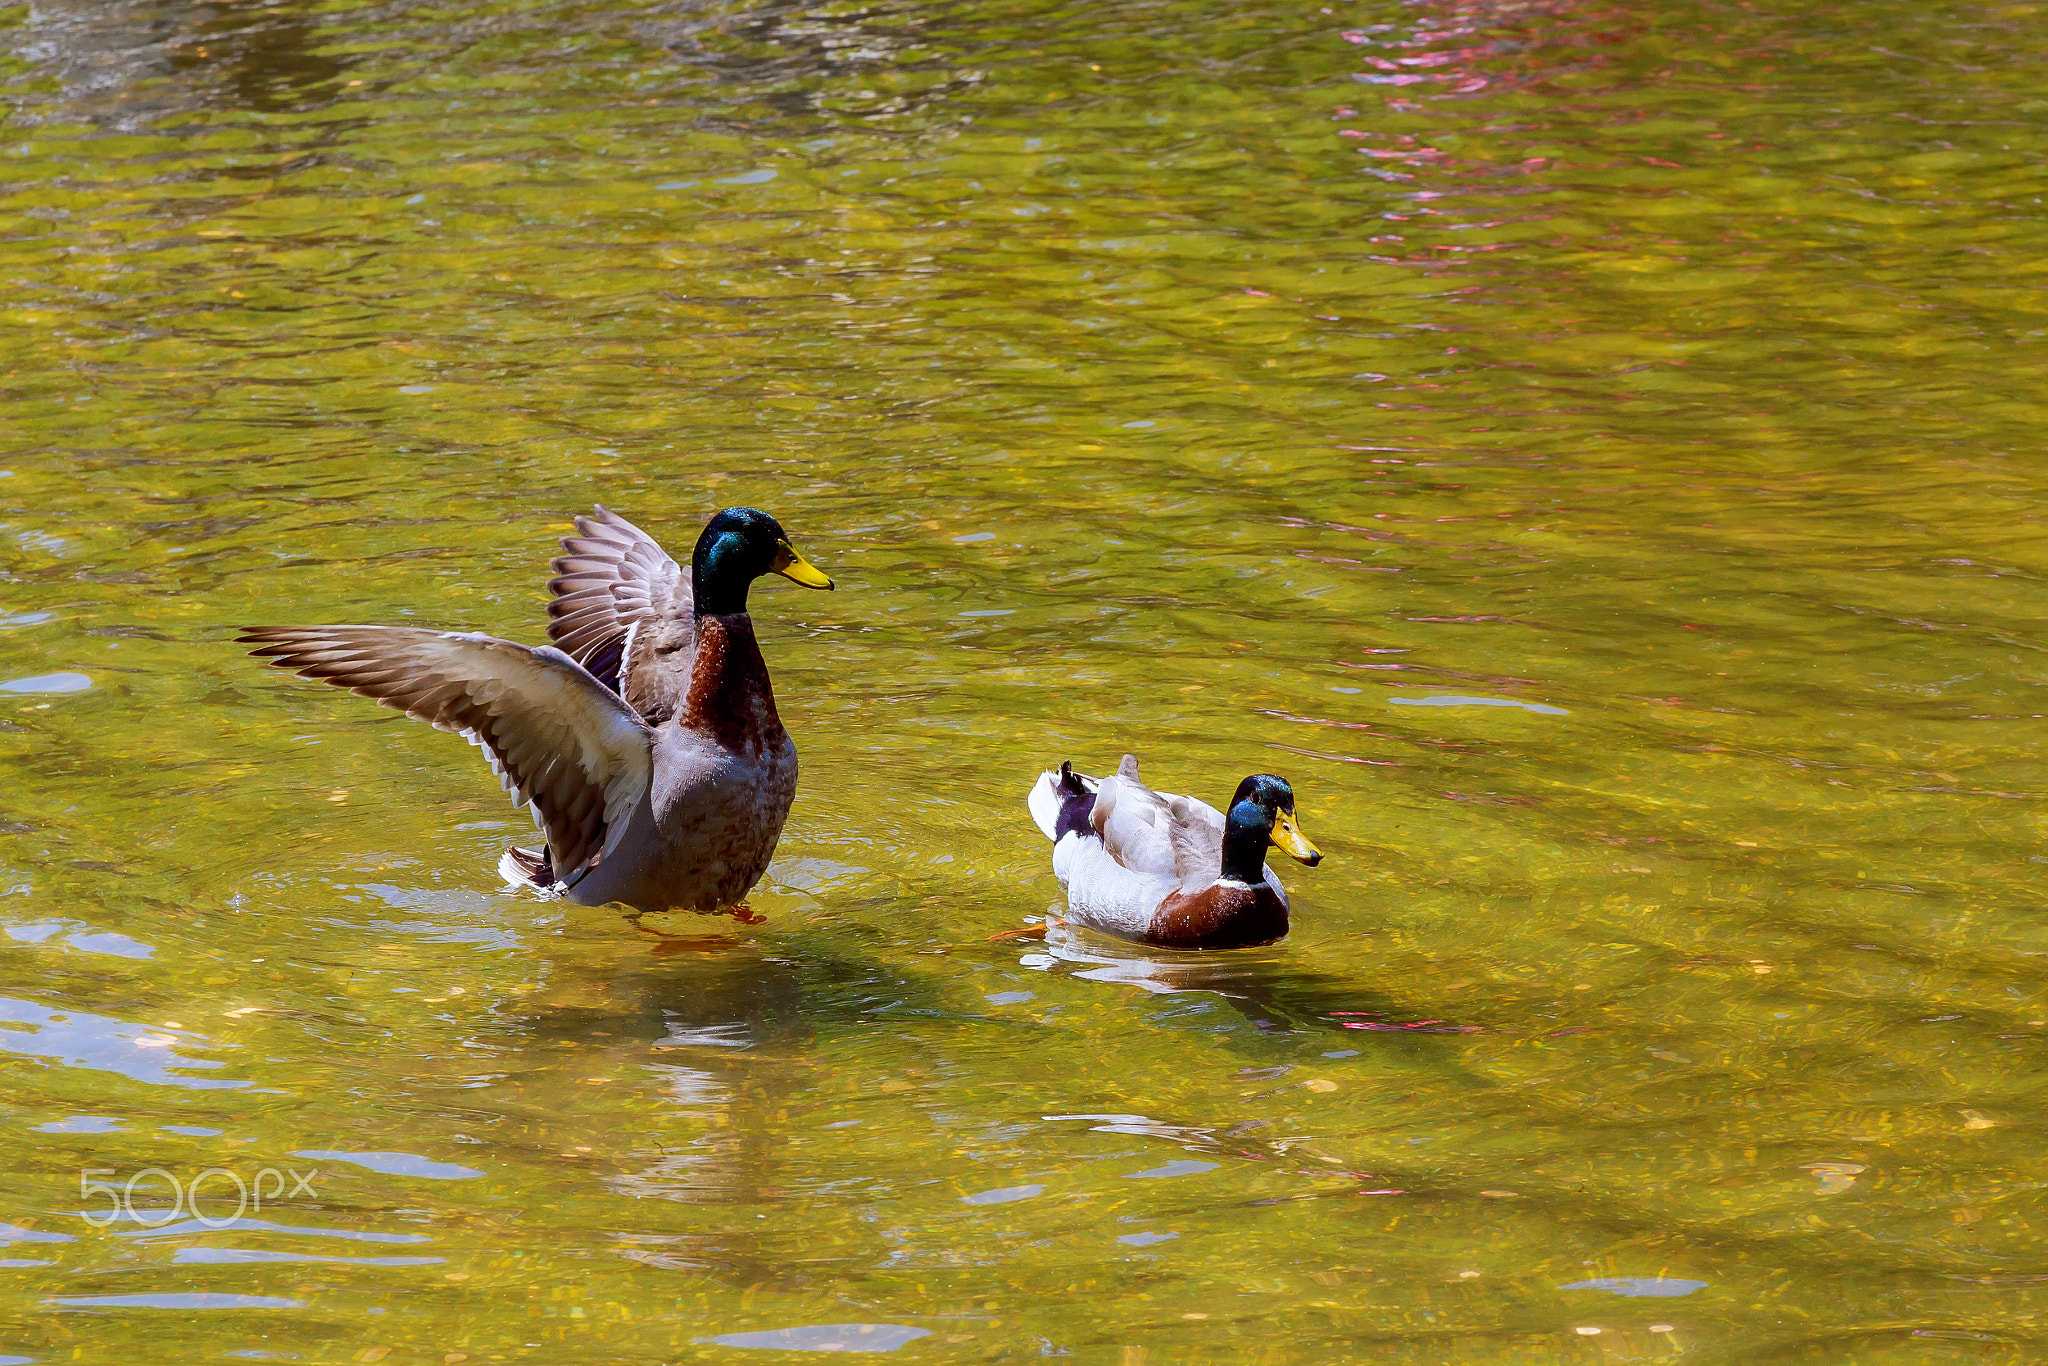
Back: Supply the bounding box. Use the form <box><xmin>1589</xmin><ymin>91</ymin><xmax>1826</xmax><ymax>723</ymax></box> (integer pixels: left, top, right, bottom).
<box><xmin>554</xmin><ymin>621</ymin><xmax>800</xmax><ymax>910</ymax></box>
<box><xmin>244</xmin><ymin>507</ymin><xmax>819</xmax><ymax>914</ymax></box>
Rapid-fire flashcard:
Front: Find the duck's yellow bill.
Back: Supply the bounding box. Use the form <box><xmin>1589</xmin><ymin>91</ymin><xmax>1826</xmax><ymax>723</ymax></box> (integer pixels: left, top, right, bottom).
<box><xmin>772</xmin><ymin>540</ymin><xmax>834</xmax><ymax>590</ymax></box>
<box><xmin>1272</xmin><ymin>809</ymin><xmax>1322</xmax><ymax>866</ymax></box>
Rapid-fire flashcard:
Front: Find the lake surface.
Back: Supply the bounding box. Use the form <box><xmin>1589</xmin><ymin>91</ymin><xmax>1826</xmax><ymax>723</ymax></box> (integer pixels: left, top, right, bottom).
<box><xmin>4</xmin><ymin>0</ymin><xmax>2048</xmax><ymax>1360</ymax></box>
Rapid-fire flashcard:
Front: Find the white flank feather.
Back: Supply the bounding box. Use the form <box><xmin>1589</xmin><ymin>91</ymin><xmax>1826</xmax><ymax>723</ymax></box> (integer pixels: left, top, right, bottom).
<box><xmin>1026</xmin><ymin>768</ymin><xmax>1064</xmax><ymax>840</ymax></box>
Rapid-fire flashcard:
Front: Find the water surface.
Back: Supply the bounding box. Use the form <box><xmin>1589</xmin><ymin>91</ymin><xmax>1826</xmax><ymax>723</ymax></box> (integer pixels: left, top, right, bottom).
<box><xmin>4</xmin><ymin>0</ymin><xmax>2048</xmax><ymax>1360</ymax></box>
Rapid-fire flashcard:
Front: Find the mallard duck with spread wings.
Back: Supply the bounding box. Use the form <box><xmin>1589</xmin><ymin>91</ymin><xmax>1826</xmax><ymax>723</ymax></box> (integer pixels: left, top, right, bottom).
<box><xmin>239</xmin><ymin>506</ymin><xmax>832</xmax><ymax>913</ymax></box>
<box><xmin>1025</xmin><ymin>755</ymin><xmax>1322</xmax><ymax>949</ymax></box>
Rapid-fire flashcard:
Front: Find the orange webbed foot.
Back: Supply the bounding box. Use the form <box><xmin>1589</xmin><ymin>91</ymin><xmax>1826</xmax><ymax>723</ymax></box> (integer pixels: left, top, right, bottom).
<box><xmin>987</xmin><ymin>919</ymin><xmax>1063</xmax><ymax>943</ymax></box>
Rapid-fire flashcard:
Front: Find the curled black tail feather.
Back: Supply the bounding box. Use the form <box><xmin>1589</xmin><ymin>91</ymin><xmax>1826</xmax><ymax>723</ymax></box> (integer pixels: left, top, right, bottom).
<box><xmin>1053</xmin><ymin>762</ymin><xmax>1097</xmax><ymax>841</ymax></box>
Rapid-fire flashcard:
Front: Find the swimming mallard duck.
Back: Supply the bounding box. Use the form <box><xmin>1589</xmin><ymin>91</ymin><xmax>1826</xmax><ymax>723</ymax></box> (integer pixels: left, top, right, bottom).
<box><xmin>1025</xmin><ymin>755</ymin><xmax>1322</xmax><ymax>949</ymax></box>
<box><xmin>239</xmin><ymin>505</ymin><xmax>833</xmax><ymax>913</ymax></box>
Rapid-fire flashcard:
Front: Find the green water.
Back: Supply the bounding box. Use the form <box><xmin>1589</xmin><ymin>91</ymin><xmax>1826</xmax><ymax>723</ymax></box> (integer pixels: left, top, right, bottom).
<box><xmin>4</xmin><ymin>0</ymin><xmax>2048</xmax><ymax>1359</ymax></box>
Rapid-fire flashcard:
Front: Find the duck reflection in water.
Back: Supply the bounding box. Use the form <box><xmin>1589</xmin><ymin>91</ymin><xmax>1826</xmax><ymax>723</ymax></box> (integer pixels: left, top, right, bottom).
<box><xmin>1016</xmin><ymin>922</ymin><xmax>1478</xmax><ymax>1046</ymax></box>
<box><xmin>22</xmin><ymin>0</ymin><xmax>350</xmax><ymax>123</ymax></box>
<box><xmin>504</xmin><ymin>938</ymin><xmax>810</xmax><ymax>1282</ymax></box>
<box><xmin>520</xmin><ymin>946</ymin><xmax>806</xmax><ymax>1212</ymax></box>
<box><xmin>503</xmin><ymin>929</ymin><xmax>951</xmax><ymax>1290</ymax></box>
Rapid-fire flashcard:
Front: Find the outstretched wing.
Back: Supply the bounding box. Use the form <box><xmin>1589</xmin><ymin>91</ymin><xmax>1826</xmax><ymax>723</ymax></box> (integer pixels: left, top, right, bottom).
<box><xmin>239</xmin><ymin>626</ymin><xmax>653</xmax><ymax>888</ymax></box>
<box><xmin>545</xmin><ymin>506</ymin><xmax>692</xmax><ymax>717</ymax></box>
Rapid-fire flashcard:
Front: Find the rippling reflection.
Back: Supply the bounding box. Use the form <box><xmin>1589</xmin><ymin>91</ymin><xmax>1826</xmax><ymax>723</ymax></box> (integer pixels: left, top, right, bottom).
<box><xmin>15</xmin><ymin>0</ymin><xmax>348</xmax><ymax>123</ymax></box>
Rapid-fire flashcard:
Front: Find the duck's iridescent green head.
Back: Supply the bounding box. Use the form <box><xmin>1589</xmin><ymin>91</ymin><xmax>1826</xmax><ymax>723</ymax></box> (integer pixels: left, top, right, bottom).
<box><xmin>691</xmin><ymin>506</ymin><xmax>833</xmax><ymax>616</ymax></box>
<box><xmin>1225</xmin><ymin>774</ymin><xmax>1322</xmax><ymax>869</ymax></box>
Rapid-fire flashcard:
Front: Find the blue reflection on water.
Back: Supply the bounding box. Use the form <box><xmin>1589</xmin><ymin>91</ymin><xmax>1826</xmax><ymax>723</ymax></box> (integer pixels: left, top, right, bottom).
<box><xmin>31</xmin><ymin>1115</ymin><xmax>124</xmax><ymax>1134</ymax></box>
<box><xmin>1124</xmin><ymin>1160</ymin><xmax>1217</xmax><ymax>1180</ymax></box>
<box><xmin>1117</xmin><ymin>1230</ymin><xmax>1178</xmax><ymax>1247</ymax></box>
<box><xmin>291</xmin><ymin>1150</ymin><xmax>482</xmax><ymax>1180</ymax></box>
<box><xmin>48</xmin><ymin>1293</ymin><xmax>304</xmax><ymax>1310</ymax></box>
<box><xmin>171</xmin><ymin>1248</ymin><xmax>443</xmax><ymax>1267</ymax></box>
<box><xmin>702</xmin><ymin>1325</ymin><xmax>930</xmax><ymax>1353</ymax></box>
<box><xmin>1387</xmin><ymin>694</ymin><xmax>1568</xmax><ymax>715</ymax></box>
<box><xmin>0</xmin><ymin>1223</ymin><xmax>73</xmax><ymax>1246</ymax></box>
<box><xmin>0</xmin><ymin>998</ymin><xmax>245</xmax><ymax>1090</ymax></box>
<box><xmin>117</xmin><ymin>1216</ymin><xmax>429</xmax><ymax>1245</ymax></box>
<box><xmin>1561</xmin><ymin>1277</ymin><xmax>1708</xmax><ymax>1297</ymax></box>
<box><xmin>6</xmin><ymin>920</ymin><xmax>154</xmax><ymax>960</ymax></box>
<box><xmin>0</xmin><ymin>672</ymin><xmax>90</xmax><ymax>694</ymax></box>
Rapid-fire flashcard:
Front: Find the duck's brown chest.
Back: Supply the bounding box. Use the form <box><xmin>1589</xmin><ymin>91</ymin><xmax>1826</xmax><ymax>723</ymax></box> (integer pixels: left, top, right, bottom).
<box><xmin>1149</xmin><ymin>882</ymin><xmax>1290</xmax><ymax>949</ymax></box>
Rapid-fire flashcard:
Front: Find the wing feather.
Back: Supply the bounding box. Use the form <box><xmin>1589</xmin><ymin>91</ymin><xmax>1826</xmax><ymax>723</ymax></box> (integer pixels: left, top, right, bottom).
<box><xmin>1092</xmin><ymin>755</ymin><xmax>1179</xmax><ymax>878</ymax></box>
<box><xmin>1166</xmin><ymin>794</ymin><xmax>1227</xmax><ymax>891</ymax></box>
<box><xmin>239</xmin><ymin>625</ymin><xmax>653</xmax><ymax>888</ymax></box>
<box><xmin>543</xmin><ymin>506</ymin><xmax>692</xmax><ymax>721</ymax></box>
